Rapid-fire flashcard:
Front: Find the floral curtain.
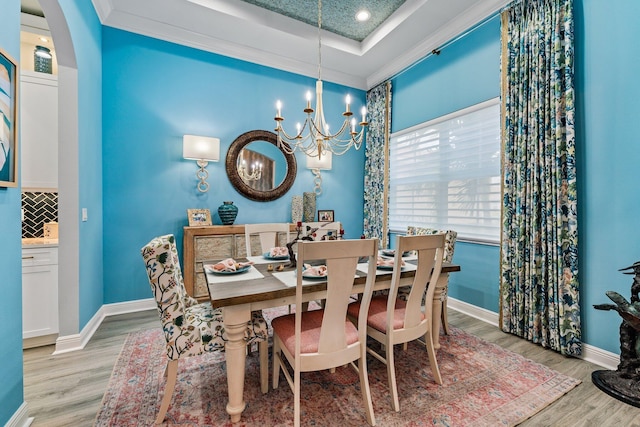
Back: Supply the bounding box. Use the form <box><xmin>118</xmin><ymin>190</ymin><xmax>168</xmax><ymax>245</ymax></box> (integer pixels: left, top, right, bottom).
<box><xmin>500</xmin><ymin>0</ymin><xmax>580</xmax><ymax>356</ymax></box>
<box><xmin>363</xmin><ymin>81</ymin><xmax>392</xmax><ymax>247</ymax></box>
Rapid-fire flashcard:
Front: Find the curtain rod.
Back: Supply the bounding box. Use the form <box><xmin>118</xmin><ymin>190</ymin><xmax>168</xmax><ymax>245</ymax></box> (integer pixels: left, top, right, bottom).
<box><xmin>393</xmin><ymin>12</ymin><xmax>501</xmax><ymax>81</ymax></box>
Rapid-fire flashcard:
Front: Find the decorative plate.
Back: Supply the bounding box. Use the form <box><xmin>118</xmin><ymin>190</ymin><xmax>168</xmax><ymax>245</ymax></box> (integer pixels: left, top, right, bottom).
<box><xmin>263</xmin><ymin>252</ymin><xmax>289</xmax><ymax>261</ymax></box>
<box><xmin>205</xmin><ymin>265</ymin><xmax>251</xmax><ymax>275</ymax></box>
<box><xmin>302</xmin><ymin>274</ymin><xmax>328</xmax><ymax>280</ymax></box>
<box><xmin>376</xmin><ymin>264</ymin><xmax>405</xmax><ymax>271</ymax></box>
<box><xmin>381</xmin><ymin>249</ymin><xmax>411</xmax><ymax>257</ymax></box>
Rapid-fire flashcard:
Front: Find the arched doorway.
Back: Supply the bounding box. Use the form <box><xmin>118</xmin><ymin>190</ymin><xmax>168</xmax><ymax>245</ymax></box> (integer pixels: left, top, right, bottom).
<box><xmin>36</xmin><ymin>2</ymin><xmax>81</xmax><ymax>345</ymax></box>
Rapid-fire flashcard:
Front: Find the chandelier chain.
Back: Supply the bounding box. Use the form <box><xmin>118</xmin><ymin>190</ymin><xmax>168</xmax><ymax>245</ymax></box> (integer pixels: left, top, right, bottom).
<box><xmin>317</xmin><ymin>0</ymin><xmax>322</xmax><ymax>82</ymax></box>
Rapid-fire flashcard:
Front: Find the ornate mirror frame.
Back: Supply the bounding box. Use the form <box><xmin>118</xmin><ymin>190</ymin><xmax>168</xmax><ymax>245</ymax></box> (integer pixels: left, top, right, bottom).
<box><xmin>226</xmin><ymin>130</ymin><xmax>297</xmax><ymax>202</ymax></box>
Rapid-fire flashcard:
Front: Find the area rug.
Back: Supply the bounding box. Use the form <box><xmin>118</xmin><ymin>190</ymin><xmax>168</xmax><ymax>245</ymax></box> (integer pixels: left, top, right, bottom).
<box><xmin>95</xmin><ymin>313</ymin><xmax>580</xmax><ymax>426</ymax></box>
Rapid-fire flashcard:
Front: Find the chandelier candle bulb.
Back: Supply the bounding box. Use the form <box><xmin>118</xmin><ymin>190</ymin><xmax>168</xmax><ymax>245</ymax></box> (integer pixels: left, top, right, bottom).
<box><xmin>345</xmin><ymin>94</ymin><xmax>351</xmax><ymax>114</ymax></box>
<box><xmin>276</xmin><ymin>101</ymin><xmax>282</xmax><ymax>119</ymax></box>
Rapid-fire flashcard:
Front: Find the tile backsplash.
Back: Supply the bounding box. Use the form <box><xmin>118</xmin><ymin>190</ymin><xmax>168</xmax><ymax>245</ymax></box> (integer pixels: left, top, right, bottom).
<box><xmin>22</xmin><ymin>192</ymin><xmax>58</xmax><ymax>238</ymax></box>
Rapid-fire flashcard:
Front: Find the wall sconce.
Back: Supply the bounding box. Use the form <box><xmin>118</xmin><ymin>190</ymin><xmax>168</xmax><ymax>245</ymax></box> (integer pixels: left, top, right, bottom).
<box><xmin>306</xmin><ymin>151</ymin><xmax>332</xmax><ymax>196</ymax></box>
<box><xmin>183</xmin><ymin>134</ymin><xmax>220</xmax><ymax>193</ymax></box>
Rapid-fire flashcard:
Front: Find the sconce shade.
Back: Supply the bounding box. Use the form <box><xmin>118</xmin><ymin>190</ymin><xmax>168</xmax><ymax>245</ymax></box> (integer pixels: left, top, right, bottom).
<box><xmin>306</xmin><ymin>151</ymin><xmax>332</xmax><ymax>170</ymax></box>
<box><xmin>183</xmin><ymin>135</ymin><xmax>220</xmax><ymax>161</ymax></box>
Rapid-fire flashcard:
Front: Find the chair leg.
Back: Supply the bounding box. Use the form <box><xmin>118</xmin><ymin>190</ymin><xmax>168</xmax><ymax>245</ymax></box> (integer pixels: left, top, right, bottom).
<box><xmin>425</xmin><ymin>331</ymin><xmax>443</xmax><ymax>385</ymax></box>
<box><xmin>386</xmin><ymin>342</ymin><xmax>400</xmax><ymax>412</ymax></box>
<box><xmin>155</xmin><ymin>359</ymin><xmax>178</xmax><ymax>424</ymax></box>
<box><xmin>259</xmin><ymin>339</ymin><xmax>269</xmax><ymax>394</ymax></box>
<box><xmin>272</xmin><ymin>337</ymin><xmax>281</xmax><ymax>389</ymax></box>
<box><xmin>441</xmin><ymin>298</ymin><xmax>450</xmax><ymax>335</ymax></box>
<box><xmin>294</xmin><ymin>367</ymin><xmax>301</xmax><ymax>427</ymax></box>
<box><xmin>357</xmin><ymin>349</ymin><xmax>376</xmax><ymax>426</ymax></box>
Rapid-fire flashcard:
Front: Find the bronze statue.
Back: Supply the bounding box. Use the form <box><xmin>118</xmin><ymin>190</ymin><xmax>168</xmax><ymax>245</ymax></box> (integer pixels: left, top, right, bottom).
<box><xmin>286</xmin><ymin>224</ymin><xmax>315</xmax><ymax>268</ymax></box>
<box><xmin>593</xmin><ymin>261</ymin><xmax>640</xmax><ymax>407</ymax></box>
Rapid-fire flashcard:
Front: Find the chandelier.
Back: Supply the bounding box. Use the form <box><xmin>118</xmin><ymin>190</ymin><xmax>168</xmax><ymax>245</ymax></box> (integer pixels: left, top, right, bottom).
<box><xmin>274</xmin><ymin>0</ymin><xmax>368</xmax><ymax>159</ymax></box>
<box><xmin>237</xmin><ymin>157</ymin><xmax>262</xmax><ymax>182</ymax></box>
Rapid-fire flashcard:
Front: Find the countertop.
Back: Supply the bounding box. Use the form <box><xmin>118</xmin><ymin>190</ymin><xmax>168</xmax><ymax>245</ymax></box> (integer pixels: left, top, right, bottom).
<box><xmin>22</xmin><ymin>238</ymin><xmax>59</xmax><ymax>248</ymax></box>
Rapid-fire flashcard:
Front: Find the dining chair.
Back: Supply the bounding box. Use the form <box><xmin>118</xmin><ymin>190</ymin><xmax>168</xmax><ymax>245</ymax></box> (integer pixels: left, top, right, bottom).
<box><xmin>244</xmin><ymin>223</ymin><xmax>291</xmax><ymax>257</ymax></box>
<box><xmin>347</xmin><ymin>234</ymin><xmax>445</xmax><ymax>412</ymax></box>
<box><xmin>141</xmin><ymin>234</ymin><xmax>269</xmax><ymax>424</ymax></box>
<box><xmin>406</xmin><ymin>226</ymin><xmax>457</xmax><ymax>334</ymax></box>
<box><xmin>271</xmin><ymin>238</ymin><xmax>379</xmax><ymax>427</ymax></box>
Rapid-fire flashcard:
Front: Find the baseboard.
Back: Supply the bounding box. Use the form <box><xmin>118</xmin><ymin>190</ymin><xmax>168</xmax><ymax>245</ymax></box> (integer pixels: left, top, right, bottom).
<box><xmin>447</xmin><ymin>297</ymin><xmax>620</xmax><ymax>370</ymax></box>
<box><xmin>53</xmin><ymin>298</ymin><xmax>155</xmax><ymax>354</ymax></box>
<box><xmin>447</xmin><ymin>296</ymin><xmax>499</xmax><ymax>327</ymax></box>
<box><xmin>5</xmin><ymin>402</ymin><xmax>33</xmax><ymax>427</ymax></box>
<box><xmin>582</xmin><ymin>342</ymin><xmax>619</xmax><ymax>371</ymax></box>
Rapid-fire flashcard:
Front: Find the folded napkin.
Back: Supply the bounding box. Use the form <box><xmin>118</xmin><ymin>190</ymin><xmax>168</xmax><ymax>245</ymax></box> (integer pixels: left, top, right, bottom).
<box><xmin>269</xmin><ymin>247</ymin><xmax>289</xmax><ymax>257</ymax></box>
<box><xmin>209</xmin><ymin>258</ymin><xmax>253</xmax><ymax>272</ymax></box>
<box><xmin>302</xmin><ymin>264</ymin><xmax>327</xmax><ymax>277</ymax></box>
<box><xmin>376</xmin><ymin>256</ymin><xmax>405</xmax><ymax>267</ymax></box>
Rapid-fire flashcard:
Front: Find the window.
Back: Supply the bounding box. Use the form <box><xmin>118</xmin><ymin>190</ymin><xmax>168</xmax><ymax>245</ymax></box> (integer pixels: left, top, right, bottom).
<box><xmin>389</xmin><ymin>98</ymin><xmax>500</xmax><ymax>243</ymax></box>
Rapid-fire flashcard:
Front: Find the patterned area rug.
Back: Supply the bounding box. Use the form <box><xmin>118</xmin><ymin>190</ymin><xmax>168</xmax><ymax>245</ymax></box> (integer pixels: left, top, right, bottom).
<box><xmin>95</xmin><ymin>311</ymin><xmax>580</xmax><ymax>426</ymax></box>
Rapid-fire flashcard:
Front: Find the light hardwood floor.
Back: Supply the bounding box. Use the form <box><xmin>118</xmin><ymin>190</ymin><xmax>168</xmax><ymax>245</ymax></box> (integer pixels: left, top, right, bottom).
<box><xmin>23</xmin><ymin>309</ymin><xmax>640</xmax><ymax>426</ymax></box>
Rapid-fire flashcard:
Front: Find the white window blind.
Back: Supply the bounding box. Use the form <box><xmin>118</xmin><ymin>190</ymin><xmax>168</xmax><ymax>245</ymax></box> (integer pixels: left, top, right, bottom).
<box><xmin>389</xmin><ymin>98</ymin><xmax>501</xmax><ymax>243</ymax></box>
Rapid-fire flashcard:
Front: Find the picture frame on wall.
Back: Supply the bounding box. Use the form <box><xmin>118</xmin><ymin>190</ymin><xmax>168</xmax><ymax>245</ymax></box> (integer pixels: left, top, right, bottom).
<box><xmin>0</xmin><ymin>48</ymin><xmax>18</xmax><ymax>188</ymax></box>
<box><xmin>187</xmin><ymin>209</ymin><xmax>212</xmax><ymax>226</ymax></box>
<box><xmin>318</xmin><ymin>209</ymin><xmax>334</xmax><ymax>222</ymax></box>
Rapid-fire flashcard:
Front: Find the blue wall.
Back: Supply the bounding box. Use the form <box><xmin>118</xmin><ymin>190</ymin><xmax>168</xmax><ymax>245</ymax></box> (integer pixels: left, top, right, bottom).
<box><xmin>101</xmin><ymin>28</ymin><xmax>366</xmax><ymax>303</ymax></box>
<box><xmin>0</xmin><ymin>1</ymin><xmax>23</xmax><ymax>423</ymax></box>
<box><xmin>575</xmin><ymin>0</ymin><xmax>640</xmax><ymax>353</ymax></box>
<box><xmin>391</xmin><ymin>16</ymin><xmax>502</xmax><ymax>314</ymax></box>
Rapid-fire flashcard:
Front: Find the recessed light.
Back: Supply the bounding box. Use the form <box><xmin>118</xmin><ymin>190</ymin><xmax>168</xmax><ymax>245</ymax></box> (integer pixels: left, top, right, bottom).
<box><xmin>356</xmin><ymin>9</ymin><xmax>371</xmax><ymax>22</ymax></box>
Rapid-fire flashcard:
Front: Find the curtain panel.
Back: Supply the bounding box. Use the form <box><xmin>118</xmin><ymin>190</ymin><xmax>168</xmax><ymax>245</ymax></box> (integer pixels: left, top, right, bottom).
<box><xmin>363</xmin><ymin>81</ymin><xmax>392</xmax><ymax>247</ymax></box>
<box><xmin>500</xmin><ymin>0</ymin><xmax>580</xmax><ymax>356</ymax></box>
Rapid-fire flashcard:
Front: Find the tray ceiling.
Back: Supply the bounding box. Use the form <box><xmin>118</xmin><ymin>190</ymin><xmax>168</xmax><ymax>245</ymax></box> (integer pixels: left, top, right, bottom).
<box><xmin>24</xmin><ymin>0</ymin><xmax>510</xmax><ymax>90</ymax></box>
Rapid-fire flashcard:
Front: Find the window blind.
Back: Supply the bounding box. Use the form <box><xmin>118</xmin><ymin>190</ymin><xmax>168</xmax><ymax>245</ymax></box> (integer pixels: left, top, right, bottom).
<box><xmin>389</xmin><ymin>98</ymin><xmax>501</xmax><ymax>243</ymax></box>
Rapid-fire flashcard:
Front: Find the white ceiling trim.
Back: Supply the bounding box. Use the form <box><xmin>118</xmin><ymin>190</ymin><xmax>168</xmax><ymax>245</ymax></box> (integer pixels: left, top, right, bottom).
<box><xmin>89</xmin><ymin>0</ymin><xmax>510</xmax><ymax>91</ymax></box>
<box><xmin>366</xmin><ymin>0</ymin><xmax>510</xmax><ymax>88</ymax></box>
<box><xmin>96</xmin><ymin>5</ymin><xmax>368</xmax><ymax>89</ymax></box>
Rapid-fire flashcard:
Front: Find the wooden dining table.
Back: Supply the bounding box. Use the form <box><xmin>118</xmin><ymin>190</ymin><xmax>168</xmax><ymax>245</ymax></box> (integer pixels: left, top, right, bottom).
<box><xmin>206</xmin><ymin>257</ymin><xmax>460</xmax><ymax>423</ymax></box>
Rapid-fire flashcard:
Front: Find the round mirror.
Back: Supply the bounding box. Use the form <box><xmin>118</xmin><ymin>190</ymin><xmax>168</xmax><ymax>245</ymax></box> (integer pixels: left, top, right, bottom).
<box><xmin>226</xmin><ymin>130</ymin><xmax>297</xmax><ymax>202</ymax></box>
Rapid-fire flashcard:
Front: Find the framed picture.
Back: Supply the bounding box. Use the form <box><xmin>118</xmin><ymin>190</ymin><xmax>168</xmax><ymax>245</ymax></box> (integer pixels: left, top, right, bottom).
<box><xmin>318</xmin><ymin>209</ymin><xmax>334</xmax><ymax>222</ymax></box>
<box><xmin>0</xmin><ymin>48</ymin><xmax>18</xmax><ymax>187</ymax></box>
<box><xmin>187</xmin><ymin>209</ymin><xmax>212</xmax><ymax>226</ymax></box>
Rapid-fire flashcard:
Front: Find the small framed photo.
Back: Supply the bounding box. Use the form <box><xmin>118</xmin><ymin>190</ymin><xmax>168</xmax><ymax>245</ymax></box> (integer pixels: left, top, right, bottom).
<box><xmin>318</xmin><ymin>209</ymin><xmax>334</xmax><ymax>222</ymax></box>
<box><xmin>187</xmin><ymin>209</ymin><xmax>212</xmax><ymax>226</ymax></box>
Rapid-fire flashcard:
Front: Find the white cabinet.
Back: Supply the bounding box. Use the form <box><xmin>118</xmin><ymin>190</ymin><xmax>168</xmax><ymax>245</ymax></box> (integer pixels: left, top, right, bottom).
<box><xmin>22</xmin><ymin>246</ymin><xmax>59</xmax><ymax>345</ymax></box>
<box><xmin>20</xmin><ymin>70</ymin><xmax>58</xmax><ymax>189</ymax></box>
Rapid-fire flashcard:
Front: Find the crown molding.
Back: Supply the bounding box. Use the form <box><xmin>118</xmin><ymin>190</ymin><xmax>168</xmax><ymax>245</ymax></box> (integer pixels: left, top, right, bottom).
<box><xmin>366</xmin><ymin>0</ymin><xmax>510</xmax><ymax>88</ymax></box>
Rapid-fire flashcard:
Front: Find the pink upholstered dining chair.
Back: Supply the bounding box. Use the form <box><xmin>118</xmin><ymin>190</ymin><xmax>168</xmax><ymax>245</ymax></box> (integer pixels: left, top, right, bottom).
<box><xmin>347</xmin><ymin>234</ymin><xmax>446</xmax><ymax>412</ymax></box>
<box><xmin>141</xmin><ymin>234</ymin><xmax>269</xmax><ymax>424</ymax></box>
<box><xmin>271</xmin><ymin>238</ymin><xmax>379</xmax><ymax>427</ymax></box>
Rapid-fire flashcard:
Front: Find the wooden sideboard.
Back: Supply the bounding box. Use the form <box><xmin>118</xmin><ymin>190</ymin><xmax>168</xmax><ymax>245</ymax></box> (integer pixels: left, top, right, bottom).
<box><xmin>183</xmin><ymin>224</ymin><xmax>296</xmax><ymax>300</ymax></box>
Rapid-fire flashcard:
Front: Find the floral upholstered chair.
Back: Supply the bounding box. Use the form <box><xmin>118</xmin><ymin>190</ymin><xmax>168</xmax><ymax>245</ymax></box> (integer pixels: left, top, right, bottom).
<box><xmin>141</xmin><ymin>234</ymin><xmax>268</xmax><ymax>424</ymax></box>
<box><xmin>405</xmin><ymin>226</ymin><xmax>458</xmax><ymax>335</ymax></box>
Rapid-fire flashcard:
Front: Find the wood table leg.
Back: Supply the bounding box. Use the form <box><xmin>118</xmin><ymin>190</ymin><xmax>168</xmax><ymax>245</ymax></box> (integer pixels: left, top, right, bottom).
<box><xmin>431</xmin><ymin>273</ymin><xmax>449</xmax><ymax>350</ymax></box>
<box><xmin>222</xmin><ymin>306</ymin><xmax>251</xmax><ymax>422</ymax></box>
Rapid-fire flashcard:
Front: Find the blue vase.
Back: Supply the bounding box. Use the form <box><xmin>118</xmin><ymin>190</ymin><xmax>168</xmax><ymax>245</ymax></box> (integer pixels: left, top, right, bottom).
<box><xmin>218</xmin><ymin>201</ymin><xmax>238</xmax><ymax>225</ymax></box>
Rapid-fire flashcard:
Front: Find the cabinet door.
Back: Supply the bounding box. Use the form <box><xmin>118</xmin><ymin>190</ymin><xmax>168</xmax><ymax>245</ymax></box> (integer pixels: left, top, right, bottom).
<box><xmin>22</xmin><ymin>264</ymin><xmax>59</xmax><ymax>339</ymax></box>
<box><xmin>20</xmin><ymin>71</ymin><xmax>59</xmax><ymax>189</ymax></box>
